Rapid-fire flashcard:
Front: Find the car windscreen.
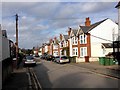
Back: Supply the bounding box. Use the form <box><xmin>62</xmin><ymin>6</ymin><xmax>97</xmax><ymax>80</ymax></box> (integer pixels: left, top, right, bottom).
<box><xmin>26</xmin><ymin>56</ymin><xmax>34</xmax><ymax>60</ymax></box>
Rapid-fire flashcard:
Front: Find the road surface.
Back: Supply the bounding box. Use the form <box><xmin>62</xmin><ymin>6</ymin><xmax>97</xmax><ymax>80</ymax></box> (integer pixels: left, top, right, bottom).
<box><xmin>34</xmin><ymin>59</ymin><xmax>119</xmax><ymax>88</ymax></box>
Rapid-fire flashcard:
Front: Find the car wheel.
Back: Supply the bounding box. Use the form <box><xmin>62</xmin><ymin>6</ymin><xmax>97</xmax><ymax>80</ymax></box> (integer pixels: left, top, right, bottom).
<box><xmin>59</xmin><ymin>61</ymin><xmax>61</xmax><ymax>64</ymax></box>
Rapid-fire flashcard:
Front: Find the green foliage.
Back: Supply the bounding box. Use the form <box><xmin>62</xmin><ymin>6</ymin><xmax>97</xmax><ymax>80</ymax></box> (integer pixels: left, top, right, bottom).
<box><xmin>62</xmin><ymin>47</ymin><xmax>69</xmax><ymax>57</ymax></box>
<box><xmin>21</xmin><ymin>48</ymin><xmax>33</xmax><ymax>55</ymax></box>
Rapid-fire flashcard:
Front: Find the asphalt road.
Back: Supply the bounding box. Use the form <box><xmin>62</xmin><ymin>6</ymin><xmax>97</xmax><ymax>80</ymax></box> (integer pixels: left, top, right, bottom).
<box><xmin>33</xmin><ymin>59</ymin><xmax>119</xmax><ymax>88</ymax></box>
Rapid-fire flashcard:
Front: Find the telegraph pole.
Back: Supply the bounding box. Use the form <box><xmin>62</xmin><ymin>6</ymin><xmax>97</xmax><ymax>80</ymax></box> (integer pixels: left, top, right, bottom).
<box><xmin>15</xmin><ymin>14</ymin><xmax>19</xmax><ymax>68</ymax></box>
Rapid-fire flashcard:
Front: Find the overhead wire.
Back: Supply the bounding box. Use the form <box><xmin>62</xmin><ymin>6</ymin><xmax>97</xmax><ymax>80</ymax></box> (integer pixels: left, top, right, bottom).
<box><xmin>90</xmin><ymin>34</ymin><xmax>113</xmax><ymax>42</ymax></box>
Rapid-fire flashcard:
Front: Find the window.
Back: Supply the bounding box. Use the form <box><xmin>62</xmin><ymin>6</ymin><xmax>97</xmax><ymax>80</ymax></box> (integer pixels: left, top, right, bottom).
<box><xmin>54</xmin><ymin>51</ymin><xmax>58</xmax><ymax>56</ymax></box>
<box><xmin>72</xmin><ymin>37</ymin><xmax>78</xmax><ymax>45</ymax></box>
<box><xmin>60</xmin><ymin>42</ymin><xmax>63</xmax><ymax>48</ymax></box>
<box><xmin>60</xmin><ymin>50</ymin><xmax>63</xmax><ymax>55</ymax></box>
<box><xmin>53</xmin><ymin>45</ymin><xmax>58</xmax><ymax>49</ymax></box>
<box><xmin>80</xmin><ymin>47</ymin><xmax>87</xmax><ymax>57</ymax></box>
<box><xmin>72</xmin><ymin>48</ymin><xmax>78</xmax><ymax>56</ymax></box>
<box><xmin>80</xmin><ymin>34</ymin><xmax>87</xmax><ymax>44</ymax></box>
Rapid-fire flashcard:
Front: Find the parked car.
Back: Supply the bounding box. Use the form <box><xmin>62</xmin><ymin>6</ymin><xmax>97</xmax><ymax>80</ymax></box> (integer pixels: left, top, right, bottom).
<box><xmin>34</xmin><ymin>55</ymin><xmax>40</xmax><ymax>59</ymax></box>
<box><xmin>54</xmin><ymin>56</ymin><xmax>69</xmax><ymax>64</ymax></box>
<box><xmin>23</xmin><ymin>55</ymin><xmax>36</xmax><ymax>66</ymax></box>
<box><xmin>46</xmin><ymin>55</ymin><xmax>55</xmax><ymax>61</ymax></box>
<box><xmin>41</xmin><ymin>55</ymin><xmax>47</xmax><ymax>59</ymax></box>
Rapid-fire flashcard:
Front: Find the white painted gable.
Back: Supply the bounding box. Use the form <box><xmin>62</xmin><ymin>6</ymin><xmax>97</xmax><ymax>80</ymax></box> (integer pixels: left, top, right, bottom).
<box><xmin>89</xmin><ymin>19</ymin><xmax>118</xmax><ymax>57</ymax></box>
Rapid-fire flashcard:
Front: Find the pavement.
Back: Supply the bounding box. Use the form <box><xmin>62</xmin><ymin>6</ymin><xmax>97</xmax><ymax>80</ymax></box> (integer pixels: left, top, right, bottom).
<box><xmin>71</xmin><ymin>61</ymin><xmax>120</xmax><ymax>79</ymax></box>
<box><xmin>2</xmin><ymin>63</ymin><xmax>29</xmax><ymax>90</ymax></box>
<box><xmin>2</xmin><ymin>60</ymin><xmax>120</xmax><ymax>90</ymax></box>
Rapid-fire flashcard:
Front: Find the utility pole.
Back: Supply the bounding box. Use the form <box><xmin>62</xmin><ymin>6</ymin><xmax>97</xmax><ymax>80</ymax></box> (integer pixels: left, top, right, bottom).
<box><xmin>15</xmin><ymin>14</ymin><xmax>19</xmax><ymax>68</ymax></box>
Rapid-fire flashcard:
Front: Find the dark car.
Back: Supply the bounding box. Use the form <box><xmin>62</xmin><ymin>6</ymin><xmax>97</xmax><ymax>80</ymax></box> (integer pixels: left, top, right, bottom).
<box><xmin>46</xmin><ymin>55</ymin><xmax>55</xmax><ymax>61</ymax></box>
<box><xmin>41</xmin><ymin>55</ymin><xmax>47</xmax><ymax>59</ymax></box>
<box><xmin>34</xmin><ymin>55</ymin><xmax>40</xmax><ymax>59</ymax></box>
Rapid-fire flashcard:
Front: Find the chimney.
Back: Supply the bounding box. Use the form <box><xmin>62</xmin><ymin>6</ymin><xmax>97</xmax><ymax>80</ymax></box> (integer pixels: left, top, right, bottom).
<box><xmin>54</xmin><ymin>37</ymin><xmax>57</xmax><ymax>40</ymax></box>
<box><xmin>60</xmin><ymin>34</ymin><xmax>62</xmax><ymax>40</ymax></box>
<box><xmin>68</xmin><ymin>27</ymin><xmax>71</xmax><ymax>36</ymax></box>
<box><xmin>85</xmin><ymin>17</ymin><xmax>91</xmax><ymax>26</ymax></box>
<box><xmin>49</xmin><ymin>39</ymin><xmax>53</xmax><ymax>43</ymax></box>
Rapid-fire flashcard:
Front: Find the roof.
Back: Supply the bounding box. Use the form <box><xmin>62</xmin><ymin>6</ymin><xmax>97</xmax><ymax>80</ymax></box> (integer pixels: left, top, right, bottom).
<box><xmin>80</xmin><ymin>26</ymin><xmax>90</xmax><ymax>33</ymax></box>
<box><xmin>63</xmin><ymin>35</ymin><xmax>69</xmax><ymax>41</ymax></box>
<box><xmin>72</xmin><ymin>29</ymin><xmax>78</xmax><ymax>36</ymax></box>
<box><xmin>102</xmin><ymin>43</ymin><xmax>113</xmax><ymax>48</ymax></box>
<box><xmin>80</xmin><ymin>18</ymin><xmax>108</xmax><ymax>33</ymax></box>
<box><xmin>115</xmin><ymin>1</ymin><xmax>120</xmax><ymax>8</ymax></box>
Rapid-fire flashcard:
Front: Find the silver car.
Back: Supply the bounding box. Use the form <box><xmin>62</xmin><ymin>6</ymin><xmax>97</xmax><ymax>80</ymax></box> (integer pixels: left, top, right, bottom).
<box><xmin>24</xmin><ymin>55</ymin><xmax>36</xmax><ymax>66</ymax></box>
<box><xmin>55</xmin><ymin>56</ymin><xmax>69</xmax><ymax>64</ymax></box>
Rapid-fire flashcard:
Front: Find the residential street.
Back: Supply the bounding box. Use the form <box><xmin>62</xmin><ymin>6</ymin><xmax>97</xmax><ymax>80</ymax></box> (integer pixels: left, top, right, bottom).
<box><xmin>33</xmin><ymin>59</ymin><xmax>119</xmax><ymax>88</ymax></box>
<box><xmin>1</xmin><ymin>2</ymin><xmax>120</xmax><ymax>90</ymax></box>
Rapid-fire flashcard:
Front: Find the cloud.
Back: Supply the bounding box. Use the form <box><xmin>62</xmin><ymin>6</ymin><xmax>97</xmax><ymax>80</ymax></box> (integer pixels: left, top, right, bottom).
<box><xmin>1</xmin><ymin>2</ymin><xmax>118</xmax><ymax>49</ymax></box>
<box><xmin>33</xmin><ymin>24</ymin><xmax>49</xmax><ymax>31</ymax></box>
<box><xmin>2</xmin><ymin>0</ymin><xmax>119</xmax><ymax>2</ymax></box>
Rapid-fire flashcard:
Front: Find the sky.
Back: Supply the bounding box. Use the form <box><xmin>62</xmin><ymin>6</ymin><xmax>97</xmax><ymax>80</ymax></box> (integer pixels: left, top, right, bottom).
<box><xmin>0</xmin><ymin>0</ymin><xmax>119</xmax><ymax>49</ymax></box>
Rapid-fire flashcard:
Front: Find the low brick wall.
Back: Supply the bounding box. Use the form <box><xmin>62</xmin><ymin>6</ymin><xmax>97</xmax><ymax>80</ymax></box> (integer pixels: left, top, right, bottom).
<box><xmin>76</xmin><ymin>57</ymin><xmax>99</xmax><ymax>63</ymax></box>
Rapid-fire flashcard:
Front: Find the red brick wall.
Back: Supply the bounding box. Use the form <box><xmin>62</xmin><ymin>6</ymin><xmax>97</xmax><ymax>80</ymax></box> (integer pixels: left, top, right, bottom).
<box><xmin>58</xmin><ymin>45</ymin><xmax>60</xmax><ymax>56</ymax></box>
<box><xmin>48</xmin><ymin>45</ymin><xmax>50</xmax><ymax>54</ymax></box>
<box><xmin>42</xmin><ymin>47</ymin><xmax>45</xmax><ymax>55</ymax></box>
<box><xmin>78</xmin><ymin>36</ymin><xmax>80</xmax><ymax>57</ymax></box>
<box><xmin>78</xmin><ymin>33</ymin><xmax>91</xmax><ymax>57</ymax></box>
<box><xmin>86</xmin><ymin>33</ymin><xmax>91</xmax><ymax>57</ymax></box>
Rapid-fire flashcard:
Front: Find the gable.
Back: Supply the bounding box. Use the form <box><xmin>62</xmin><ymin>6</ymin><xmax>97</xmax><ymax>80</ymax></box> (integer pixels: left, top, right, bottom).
<box><xmin>63</xmin><ymin>35</ymin><xmax>69</xmax><ymax>41</ymax></box>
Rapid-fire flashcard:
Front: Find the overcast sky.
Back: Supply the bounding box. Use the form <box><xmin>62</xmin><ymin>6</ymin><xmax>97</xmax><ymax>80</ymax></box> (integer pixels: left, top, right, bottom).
<box><xmin>1</xmin><ymin>0</ymin><xmax>119</xmax><ymax>49</ymax></box>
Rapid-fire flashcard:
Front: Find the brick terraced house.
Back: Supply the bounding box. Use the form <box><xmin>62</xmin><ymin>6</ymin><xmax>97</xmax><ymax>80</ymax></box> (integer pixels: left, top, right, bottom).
<box><xmin>40</xmin><ymin>17</ymin><xmax>118</xmax><ymax>62</ymax></box>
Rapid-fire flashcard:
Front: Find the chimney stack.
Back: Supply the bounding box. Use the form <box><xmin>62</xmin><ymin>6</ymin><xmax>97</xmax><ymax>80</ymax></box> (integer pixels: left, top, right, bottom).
<box><xmin>85</xmin><ymin>17</ymin><xmax>91</xmax><ymax>26</ymax></box>
<box><xmin>49</xmin><ymin>39</ymin><xmax>53</xmax><ymax>43</ymax></box>
<box><xmin>68</xmin><ymin>27</ymin><xmax>71</xmax><ymax>36</ymax></box>
<box><xmin>60</xmin><ymin>34</ymin><xmax>62</xmax><ymax>40</ymax></box>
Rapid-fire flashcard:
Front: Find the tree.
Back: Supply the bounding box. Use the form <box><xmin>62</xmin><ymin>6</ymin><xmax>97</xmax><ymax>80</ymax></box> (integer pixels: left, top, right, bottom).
<box><xmin>62</xmin><ymin>47</ymin><xmax>69</xmax><ymax>57</ymax></box>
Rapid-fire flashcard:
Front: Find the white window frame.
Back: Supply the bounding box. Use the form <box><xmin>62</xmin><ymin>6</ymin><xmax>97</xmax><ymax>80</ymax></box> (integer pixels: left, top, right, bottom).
<box><xmin>72</xmin><ymin>37</ymin><xmax>78</xmax><ymax>45</ymax></box>
<box><xmin>45</xmin><ymin>46</ymin><xmax>48</xmax><ymax>53</ymax></box>
<box><xmin>72</xmin><ymin>47</ymin><xmax>78</xmax><ymax>56</ymax></box>
<box><xmin>53</xmin><ymin>51</ymin><xmax>58</xmax><ymax>56</ymax></box>
<box><xmin>60</xmin><ymin>42</ymin><xmax>63</xmax><ymax>48</ymax></box>
<box><xmin>80</xmin><ymin>34</ymin><xmax>87</xmax><ymax>44</ymax></box>
<box><xmin>53</xmin><ymin>45</ymin><xmax>58</xmax><ymax>49</ymax></box>
<box><xmin>80</xmin><ymin>47</ymin><xmax>87</xmax><ymax>57</ymax></box>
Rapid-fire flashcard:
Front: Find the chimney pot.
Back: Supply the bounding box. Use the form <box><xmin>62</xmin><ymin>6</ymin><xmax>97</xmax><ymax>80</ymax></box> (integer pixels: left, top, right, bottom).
<box><xmin>60</xmin><ymin>34</ymin><xmax>62</xmax><ymax>40</ymax></box>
